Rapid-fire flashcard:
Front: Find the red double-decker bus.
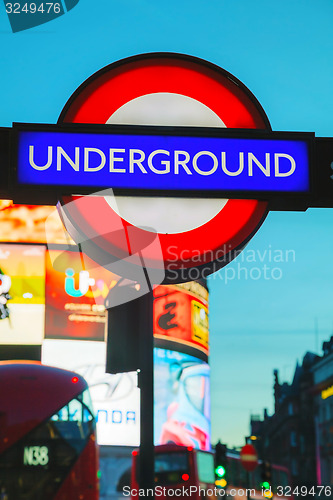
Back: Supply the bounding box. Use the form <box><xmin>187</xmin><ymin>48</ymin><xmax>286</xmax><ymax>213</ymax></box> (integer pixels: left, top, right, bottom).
<box><xmin>0</xmin><ymin>361</ymin><xmax>99</xmax><ymax>499</ymax></box>
<box><xmin>130</xmin><ymin>444</ymin><xmax>292</xmax><ymax>500</ymax></box>
<box><xmin>131</xmin><ymin>444</ymin><xmax>216</xmax><ymax>499</ymax></box>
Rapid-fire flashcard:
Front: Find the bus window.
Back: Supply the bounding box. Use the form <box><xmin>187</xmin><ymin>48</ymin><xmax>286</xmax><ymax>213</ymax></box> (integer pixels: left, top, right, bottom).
<box><xmin>155</xmin><ymin>452</ymin><xmax>188</xmax><ymax>473</ymax></box>
<box><xmin>135</xmin><ymin>450</ymin><xmax>189</xmax><ymax>486</ymax></box>
<box><xmin>155</xmin><ymin>451</ymin><xmax>189</xmax><ymax>485</ymax></box>
<box><xmin>196</xmin><ymin>451</ymin><xmax>215</xmax><ymax>484</ymax></box>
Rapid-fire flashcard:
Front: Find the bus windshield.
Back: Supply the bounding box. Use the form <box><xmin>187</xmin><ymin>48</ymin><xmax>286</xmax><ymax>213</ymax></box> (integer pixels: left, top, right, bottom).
<box><xmin>155</xmin><ymin>451</ymin><xmax>189</xmax><ymax>484</ymax></box>
<box><xmin>137</xmin><ymin>451</ymin><xmax>189</xmax><ymax>485</ymax></box>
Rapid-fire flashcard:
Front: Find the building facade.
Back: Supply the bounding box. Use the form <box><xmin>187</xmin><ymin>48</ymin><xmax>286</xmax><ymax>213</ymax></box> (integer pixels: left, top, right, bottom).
<box><xmin>312</xmin><ymin>338</ymin><xmax>333</xmax><ymax>486</ymax></box>
<box><xmin>250</xmin><ymin>352</ymin><xmax>318</xmax><ymax>488</ymax></box>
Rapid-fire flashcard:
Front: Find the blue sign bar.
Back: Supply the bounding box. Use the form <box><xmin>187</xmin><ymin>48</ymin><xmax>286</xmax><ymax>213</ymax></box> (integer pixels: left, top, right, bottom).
<box><xmin>16</xmin><ymin>127</ymin><xmax>311</xmax><ymax>193</ymax></box>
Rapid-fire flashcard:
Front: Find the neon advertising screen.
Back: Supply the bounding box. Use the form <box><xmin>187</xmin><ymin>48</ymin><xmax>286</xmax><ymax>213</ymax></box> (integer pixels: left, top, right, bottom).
<box><xmin>44</xmin><ymin>247</ymin><xmax>116</xmax><ymax>341</ymax></box>
<box><xmin>0</xmin><ymin>243</ymin><xmax>45</xmax><ymax>345</ymax></box>
<box><xmin>0</xmin><ymin>204</ymin><xmax>70</xmax><ymax>244</ymax></box>
<box><xmin>154</xmin><ymin>348</ymin><xmax>210</xmax><ymax>451</ymax></box>
<box><xmin>154</xmin><ymin>283</ymin><xmax>209</xmax><ymax>362</ymax></box>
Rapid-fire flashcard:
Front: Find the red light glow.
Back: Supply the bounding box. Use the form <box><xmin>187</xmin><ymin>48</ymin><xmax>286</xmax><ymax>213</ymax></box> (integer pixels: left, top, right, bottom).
<box><xmin>187</xmin><ymin>447</ymin><xmax>193</xmax><ymax>452</ymax></box>
<box><xmin>72</xmin><ymin>376</ymin><xmax>79</xmax><ymax>383</ymax></box>
<box><xmin>132</xmin><ymin>450</ymin><xmax>139</xmax><ymax>456</ymax></box>
<box><xmin>182</xmin><ymin>474</ymin><xmax>189</xmax><ymax>481</ymax></box>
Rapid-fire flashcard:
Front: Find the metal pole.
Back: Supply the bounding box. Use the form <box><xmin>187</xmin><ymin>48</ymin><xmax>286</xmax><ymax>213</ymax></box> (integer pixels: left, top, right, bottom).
<box><xmin>246</xmin><ymin>471</ymin><xmax>251</xmax><ymax>500</ymax></box>
<box><xmin>138</xmin><ymin>285</ymin><xmax>155</xmax><ymax>498</ymax></box>
<box><xmin>244</xmin><ymin>438</ymin><xmax>251</xmax><ymax>500</ymax></box>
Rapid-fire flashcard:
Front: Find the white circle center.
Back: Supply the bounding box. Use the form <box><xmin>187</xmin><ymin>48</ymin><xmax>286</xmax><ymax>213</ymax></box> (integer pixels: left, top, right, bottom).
<box><xmin>106</xmin><ymin>93</ymin><xmax>228</xmax><ymax>234</ymax></box>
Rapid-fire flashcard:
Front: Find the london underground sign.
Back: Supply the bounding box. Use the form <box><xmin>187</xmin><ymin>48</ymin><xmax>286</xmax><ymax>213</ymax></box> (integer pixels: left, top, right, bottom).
<box><xmin>16</xmin><ymin>124</ymin><xmax>312</xmax><ymax>196</ymax></box>
<box><xmin>52</xmin><ymin>52</ymin><xmax>271</xmax><ymax>283</ymax></box>
<box><xmin>2</xmin><ymin>53</ymin><xmax>333</xmax><ymax>283</ymax></box>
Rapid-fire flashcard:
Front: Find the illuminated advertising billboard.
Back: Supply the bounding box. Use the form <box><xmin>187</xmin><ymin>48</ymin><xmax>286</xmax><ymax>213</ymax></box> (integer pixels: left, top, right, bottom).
<box><xmin>42</xmin><ymin>341</ymin><xmax>210</xmax><ymax>450</ymax></box>
<box><xmin>0</xmin><ymin>243</ymin><xmax>45</xmax><ymax>344</ymax></box>
<box><xmin>45</xmin><ymin>247</ymin><xmax>121</xmax><ymax>341</ymax></box>
<box><xmin>0</xmin><ymin>204</ymin><xmax>69</xmax><ymax>244</ymax></box>
<box><xmin>45</xmin><ymin>245</ymin><xmax>210</xmax><ymax>354</ymax></box>
<box><xmin>154</xmin><ymin>348</ymin><xmax>210</xmax><ymax>451</ymax></box>
<box><xmin>154</xmin><ymin>282</ymin><xmax>209</xmax><ymax>362</ymax></box>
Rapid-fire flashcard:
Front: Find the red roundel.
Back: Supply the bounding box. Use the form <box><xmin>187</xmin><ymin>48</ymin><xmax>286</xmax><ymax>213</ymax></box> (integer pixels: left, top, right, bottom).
<box><xmin>240</xmin><ymin>444</ymin><xmax>259</xmax><ymax>472</ymax></box>
<box><xmin>58</xmin><ymin>53</ymin><xmax>269</xmax><ymax>283</ymax></box>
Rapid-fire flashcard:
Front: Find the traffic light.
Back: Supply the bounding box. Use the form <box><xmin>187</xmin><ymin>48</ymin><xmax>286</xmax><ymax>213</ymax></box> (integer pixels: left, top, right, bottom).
<box><xmin>215</xmin><ymin>441</ymin><xmax>228</xmax><ymax>486</ymax></box>
<box><xmin>215</xmin><ymin>465</ymin><xmax>226</xmax><ymax>478</ymax></box>
<box><xmin>260</xmin><ymin>461</ymin><xmax>272</xmax><ymax>489</ymax></box>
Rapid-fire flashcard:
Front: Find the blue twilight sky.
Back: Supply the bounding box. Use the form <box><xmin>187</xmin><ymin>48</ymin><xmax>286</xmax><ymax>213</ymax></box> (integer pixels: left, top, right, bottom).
<box><xmin>1</xmin><ymin>0</ymin><xmax>333</xmax><ymax>447</ymax></box>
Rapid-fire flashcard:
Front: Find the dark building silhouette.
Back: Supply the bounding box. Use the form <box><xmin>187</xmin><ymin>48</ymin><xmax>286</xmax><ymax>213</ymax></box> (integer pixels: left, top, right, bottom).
<box><xmin>312</xmin><ymin>336</ymin><xmax>333</xmax><ymax>485</ymax></box>
<box><xmin>250</xmin><ymin>352</ymin><xmax>319</xmax><ymax>488</ymax></box>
